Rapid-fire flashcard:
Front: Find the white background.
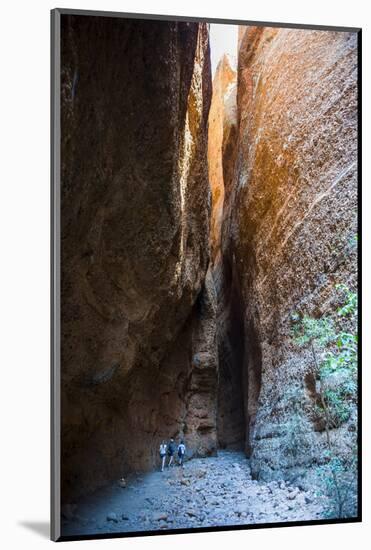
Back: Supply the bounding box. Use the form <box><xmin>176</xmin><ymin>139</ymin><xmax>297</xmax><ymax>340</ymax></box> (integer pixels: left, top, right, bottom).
<box><xmin>0</xmin><ymin>0</ymin><xmax>369</xmax><ymax>548</ymax></box>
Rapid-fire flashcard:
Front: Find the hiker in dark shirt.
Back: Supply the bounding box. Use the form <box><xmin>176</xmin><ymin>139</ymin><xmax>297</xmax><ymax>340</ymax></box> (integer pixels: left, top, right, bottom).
<box><xmin>167</xmin><ymin>438</ymin><xmax>176</xmax><ymax>467</ymax></box>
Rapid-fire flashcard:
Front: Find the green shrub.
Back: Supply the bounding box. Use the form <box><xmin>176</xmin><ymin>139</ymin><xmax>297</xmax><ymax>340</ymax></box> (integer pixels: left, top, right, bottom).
<box><xmin>291</xmin><ymin>283</ymin><xmax>358</xmax><ymax>518</ymax></box>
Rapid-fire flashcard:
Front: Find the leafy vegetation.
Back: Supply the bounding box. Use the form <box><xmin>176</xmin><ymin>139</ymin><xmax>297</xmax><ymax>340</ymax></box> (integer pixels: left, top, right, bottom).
<box><xmin>291</xmin><ymin>283</ymin><xmax>358</xmax><ymax>518</ymax></box>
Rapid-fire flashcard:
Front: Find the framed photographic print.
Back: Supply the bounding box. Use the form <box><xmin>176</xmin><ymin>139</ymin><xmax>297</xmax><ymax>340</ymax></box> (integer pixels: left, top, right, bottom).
<box><xmin>51</xmin><ymin>7</ymin><xmax>361</xmax><ymax>542</ymax></box>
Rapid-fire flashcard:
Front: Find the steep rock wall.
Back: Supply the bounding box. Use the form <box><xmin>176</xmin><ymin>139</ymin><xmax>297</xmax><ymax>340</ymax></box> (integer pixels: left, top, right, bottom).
<box><xmin>60</xmin><ymin>16</ymin><xmax>215</xmax><ymax>500</ymax></box>
<box><xmin>224</xmin><ymin>27</ymin><xmax>358</xmax><ymax>479</ymax></box>
<box><xmin>208</xmin><ymin>55</ymin><xmax>237</xmax><ymax>264</ymax></box>
<box><xmin>208</xmin><ymin>57</ymin><xmax>245</xmax><ymax>448</ymax></box>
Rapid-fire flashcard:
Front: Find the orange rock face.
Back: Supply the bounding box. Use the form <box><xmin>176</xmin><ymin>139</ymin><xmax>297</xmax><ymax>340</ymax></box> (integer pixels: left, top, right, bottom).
<box><xmin>223</xmin><ymin>27</ymin><xmax>358</xmax><ymax>480</ymax></box>
<box><xmin>208</xmin><ymin>56</ymin><xmax>246</xmax><ymax>449</ymax></box>
<box><xmin>208</xmin><ymin>55</ymin><xmax>237</xmax><ymax>263</ymax></box>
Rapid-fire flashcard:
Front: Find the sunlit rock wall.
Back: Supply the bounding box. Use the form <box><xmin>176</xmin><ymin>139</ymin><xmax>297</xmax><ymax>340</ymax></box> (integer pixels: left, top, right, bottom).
<box><xmin>208</xmin><ymin>55</ymin><xmax>237</xmax><ymax>264</ymax></box>
<box><xmin>226</xmin><ymin>27</ymin><xmax>358</xmax><ymax>479</ymax></box>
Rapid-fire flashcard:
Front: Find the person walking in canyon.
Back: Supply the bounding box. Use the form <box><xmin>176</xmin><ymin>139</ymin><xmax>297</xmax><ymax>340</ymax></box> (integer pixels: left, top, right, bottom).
<box><xmin>167</xmin><ymin>438</ymin><xmax>176</xmax><ymax>467</ymax></box>
<box><xmin>177</xmin><ymin>440</ymin><xmax>186</xmax><ymax>467</ymax></box>
<box><xmin>159</xmin><ymin>441</ymin><xmax>167</xmax><ymax>472</ymax></box>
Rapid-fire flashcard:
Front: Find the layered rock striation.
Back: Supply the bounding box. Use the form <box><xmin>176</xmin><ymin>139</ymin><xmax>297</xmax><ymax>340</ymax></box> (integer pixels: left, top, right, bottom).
<box><xmin>60</xmin><ymin>16</ymin><xmax>216</xmax><ymax>500</ymax></box>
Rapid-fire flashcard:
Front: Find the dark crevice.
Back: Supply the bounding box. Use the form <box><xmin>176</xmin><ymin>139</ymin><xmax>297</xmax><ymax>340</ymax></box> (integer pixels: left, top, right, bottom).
<box><xmin>243</xmin><ymin>319</ymin><xmax>263</xmax><ymax>457</ymax></box>
<box><xmin>216</xmin><ymin>255</ymin><xmax>246</xmax><ymax>450</ymax></box>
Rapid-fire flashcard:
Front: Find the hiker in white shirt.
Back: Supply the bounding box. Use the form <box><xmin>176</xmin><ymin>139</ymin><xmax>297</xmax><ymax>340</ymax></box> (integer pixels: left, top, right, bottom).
<box><xmin>159</xmin><ymin>441</ymin><xmax>167</xmax><ymax>472</ymax></box>
<box><xmin>177</xmin><ymin>440</ymin><xmax>186</xmax><ymax>467</ymax></box>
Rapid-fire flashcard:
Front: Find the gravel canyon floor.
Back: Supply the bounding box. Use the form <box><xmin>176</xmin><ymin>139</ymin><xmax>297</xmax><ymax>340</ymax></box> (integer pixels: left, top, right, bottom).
<box><xmin>62</xmin><ymin>450</ymin><xmax>327</xmax><ymax>536</ymax></box>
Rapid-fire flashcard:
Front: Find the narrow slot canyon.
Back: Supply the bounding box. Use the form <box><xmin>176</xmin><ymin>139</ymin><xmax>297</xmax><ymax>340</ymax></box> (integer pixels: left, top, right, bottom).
<box><xmin>208</xmin><ymin>51</ymin><xmax>264</xmax><ymax>459</ymax></box>
<box><xmin>60</xmin><ymin>16</ymin><xmax>358</xmax><ymax>534</ymax></box>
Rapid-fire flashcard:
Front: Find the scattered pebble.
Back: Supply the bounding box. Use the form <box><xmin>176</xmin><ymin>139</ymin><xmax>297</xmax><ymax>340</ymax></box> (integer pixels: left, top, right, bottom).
<box><xmin>153</xmin><ymin>512</ymin><xmax>168</xmax><ymax>521</ymax></box>
<box><xmin>106</xmin><ymin>512</ymin><xmax>118</xmax><ymax>523</ymax></box>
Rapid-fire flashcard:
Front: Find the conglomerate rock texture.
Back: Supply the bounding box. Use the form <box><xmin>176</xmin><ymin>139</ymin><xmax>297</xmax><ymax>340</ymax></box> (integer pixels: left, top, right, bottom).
<box><xmin>220</xmin><ymin>27</ymin><xmax>358</xmax><ymax>480</ymax></box>
<box><xmin>60</xmin><ymin>15</ymin><xmax>215</xmax><ymax>501</ymax></box>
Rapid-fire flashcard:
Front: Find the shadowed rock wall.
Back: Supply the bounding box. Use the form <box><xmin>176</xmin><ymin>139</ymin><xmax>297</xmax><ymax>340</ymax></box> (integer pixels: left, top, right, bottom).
<box><xmin>60</xmin><ymin>15</ymin><xmax>214</xmax><ymax>500</ymax></box>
